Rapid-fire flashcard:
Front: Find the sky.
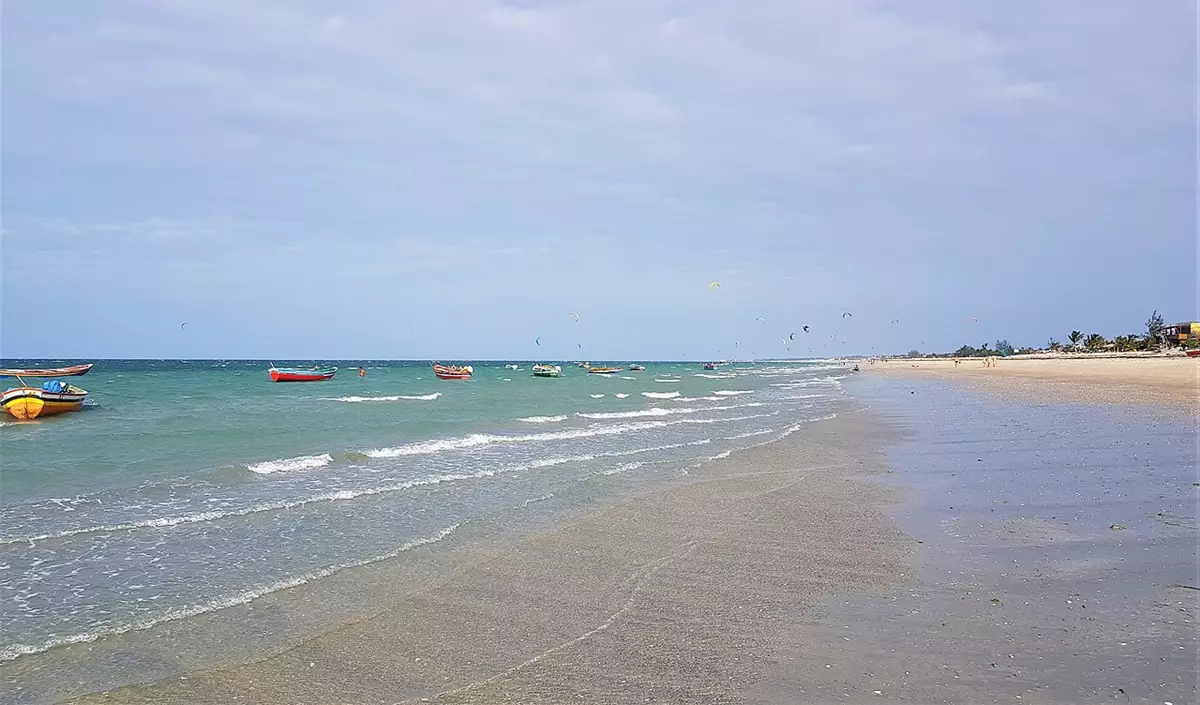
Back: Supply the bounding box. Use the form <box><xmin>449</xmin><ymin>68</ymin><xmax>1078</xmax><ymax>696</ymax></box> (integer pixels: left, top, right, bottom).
<box><xmin>2</xmin><ymin>1</ymin><xmax>1196</xmax><ymax>360</ymax></box>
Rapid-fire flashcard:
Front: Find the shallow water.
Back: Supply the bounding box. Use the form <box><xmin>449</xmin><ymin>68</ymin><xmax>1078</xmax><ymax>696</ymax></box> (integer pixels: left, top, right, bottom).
<box><xmin>0</xmin><ymin>359</ymin><xmax>847</xmax><ymax>699</ymax></box>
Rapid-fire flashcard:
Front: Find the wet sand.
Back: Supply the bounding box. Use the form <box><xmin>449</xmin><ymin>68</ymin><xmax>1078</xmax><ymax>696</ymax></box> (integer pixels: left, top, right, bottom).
<box><xmin>64</xmin><ymin>410</ymin><xmax>915</xmax><ymax>704</ymax></box>
<box><xmin>44</xmin><ymin>373</ymin><xmax>1200</xmax><ymax>704</ymax></box>
<box><xmin>866</xmin><ymin>356</ymin><xmax>1199</xmax><ymax>411</ymax></box>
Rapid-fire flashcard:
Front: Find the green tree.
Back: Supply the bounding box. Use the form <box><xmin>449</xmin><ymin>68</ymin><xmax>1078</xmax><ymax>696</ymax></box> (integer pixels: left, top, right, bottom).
<box><xmin>906</xmin><ymin>349</ymin><xmax>922</xmax><ymax>358</ymax></box>
<box><xmin>1112</xmin><ymin>335</ymin><xmax>1136</xmax><ymax>352</ymax></box>
<box><xmin>954</xmin><ymin>345</ymin><xmax>979</xmax><ymax>357</ymax></box>
<box><xmin>1067</xmin><ymin>330</ymin><xmax>1084</xmax><ymax>350</ymax></box>
<box><xmin>1146</xmin><ymin>310</ymin><xmax>1165</xmax><ymax>348</ymax></box>
<box><xmin>995</xmin><ymin>339</ymin><xmax>1014</xmax><ymax>356</ymax></box>
<box><xmin>1084</xmin><ymin>333</ymin><xmax>1107</xmax><ymax>351</ymax></box>
<box><xmin>1047</xmin><ymin>338</ymin><xmax>1061</xmax><ymax>351</ymax></box>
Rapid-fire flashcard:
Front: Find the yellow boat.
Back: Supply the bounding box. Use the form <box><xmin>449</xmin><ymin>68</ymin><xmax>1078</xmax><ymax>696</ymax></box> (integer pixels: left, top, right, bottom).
<box><xmin>2</xmin><ymin>380</ymin><xmax>88</xmax><ymax>420</ymax></box>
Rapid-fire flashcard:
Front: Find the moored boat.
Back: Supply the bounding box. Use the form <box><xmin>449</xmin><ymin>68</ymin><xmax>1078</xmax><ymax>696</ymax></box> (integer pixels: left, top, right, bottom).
<box><xmin>268</xmin><ymin>364</ymin><xmax>337</xmax><ymax>382</ymax></box>
<box><xmin>432</xmin><ymin>363</ymin><xmax>473</xmax><ymax>380</ymax></box>
<box><xmin>628</xmin><ymin>364</ymin><xmax>646</xmax><ymax>371</ymax></box>
<box><xmin>702</xmin><ymin>362</ymin><xmax>718</xmax><ymax>370</ymax></box>
<box><xmin>587</xmin><ymin>366</ymin><xmax>622</xmax><ymax>375</ymax></box>
<box><xmin>1187</xmin><ymin>350</ymin><xmax>1200</xmax><ymax>358</ymax></box>
<box><xmin>2</xmin><ymin>379</ymin><xmax>88</xmax><ymax>420</ymax></box>
<box><xmin>0</xmin><ymin>363</ymin><xmax>93</xmax><ymax>378</ymax></box>
<box><xmin>532</xmin><ymin>364</ymin><xmax>561</xmax><ymax>378</ymax></box>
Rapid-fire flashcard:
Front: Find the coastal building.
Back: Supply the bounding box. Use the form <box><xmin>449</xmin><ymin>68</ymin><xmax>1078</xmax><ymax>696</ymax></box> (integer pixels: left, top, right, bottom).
<box><xmin>1163</xmin><ymin>321</ymin><xmax>1200</xmax><ymax>343</ymax></box>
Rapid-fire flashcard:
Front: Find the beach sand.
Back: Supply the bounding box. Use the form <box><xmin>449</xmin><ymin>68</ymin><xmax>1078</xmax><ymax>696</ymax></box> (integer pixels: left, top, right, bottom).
<box><xmin>63</xmin><ymin>410</ymin><xmax>916</xmax><ymax>705</ymax></box>
<box><xmin>865</xmin><ymin>356</ymin><xmax>1199</xmax><ymax>411</ymax></box>
<box><xmin>54</xmin><ymin>370</ymin><xmax>1199</xmax><ymax>705</ymax></box>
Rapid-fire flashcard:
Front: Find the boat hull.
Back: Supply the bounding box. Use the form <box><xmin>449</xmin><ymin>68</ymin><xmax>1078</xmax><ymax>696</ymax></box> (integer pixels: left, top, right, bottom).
<box><xmin>1187</xmin><ymin>350</ymin><xmax>1200</xmax><ymax>358</ymax></box>
<box><xmin>269</xmin><ymin>368</ymin><xmax>337</xmax><ymax>382</ymax></box>
<box><xmin>532</xmin><ymin>365</ymin><xmax>561</xmax><ymax>378</ymax></box>
<box><xmin>587</xmin><ymin>367</ymin><xmax>622</xmax><ymax>375</ymax></box>
<box><xmin>432</xmin><ymin>364</ymin><xmax>473</xmax><ymax>380</ymax></box>
<box><xmin>2</xmin><ymin>387</ymin><xmax>87</xmax><ymax>420</ymax></box>
<box><xmin>0</xmin><ymin>363</ymin><xmax>93</xmax><ymax>378</ymax></box>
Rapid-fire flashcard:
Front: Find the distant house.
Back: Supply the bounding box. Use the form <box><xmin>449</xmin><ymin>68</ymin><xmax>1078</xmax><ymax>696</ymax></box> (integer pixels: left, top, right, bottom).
<box><xmin>1163</xmin><ymin>321</ymin><xmax>1200</xmax><ymax>344</ymax></box>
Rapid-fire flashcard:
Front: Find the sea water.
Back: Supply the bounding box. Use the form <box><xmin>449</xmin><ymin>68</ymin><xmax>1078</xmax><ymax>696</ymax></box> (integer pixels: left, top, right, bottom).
<box><xmin>0</xmin><ymin>359</ymin><xmax>847</xmax><ymax>672</ymax></box>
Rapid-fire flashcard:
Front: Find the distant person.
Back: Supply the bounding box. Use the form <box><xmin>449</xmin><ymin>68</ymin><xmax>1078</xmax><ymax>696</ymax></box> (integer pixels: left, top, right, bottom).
<box><xmin>358</xmin><ymin>367</ymin><xmax>366</xmax><ymax>378</ymax></box>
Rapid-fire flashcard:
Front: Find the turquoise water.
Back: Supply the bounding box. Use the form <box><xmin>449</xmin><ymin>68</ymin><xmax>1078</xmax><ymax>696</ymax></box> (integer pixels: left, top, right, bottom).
<box><xmin>0</xmin><ymin>359</ymin><xmax>848</xmax><ymax>668</ymax></box>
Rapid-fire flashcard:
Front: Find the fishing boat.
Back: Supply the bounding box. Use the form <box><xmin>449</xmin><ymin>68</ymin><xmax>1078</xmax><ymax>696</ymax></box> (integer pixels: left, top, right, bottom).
<box><xmin>2</xmin><ymin>379</ymin><xmax>88</xmax><ymax>420</ymax></box>
<box><xmin>702</xmin><ymin>362</ymin><xmax>718</xmax><ymax>370</ymax></box>
<box><xmin>1187</xmin><ymin>349</ymin><xmax>1200</xmax><ymax>358</ymax></box>
<box><xmin>628</xmin><ymin>364</ymin><xmax>646</xmax><ymax>371</ymax></box>
<box><xmin>432</xmin><ymin>363</ymin><xmax>473</xmax><ymax>380</ymax></box>
<box><xmin>587</xmin><ymin>366</ymin><xmax>622</xmax><ymax>375</ymax></box>
<box><xmin>268</xmin><ymin>364</ymin><xmax>337</xmax><ymax>382</ymax></box>
<box><xmin>0</xmin><ymin>363</ymin><xmax>93</xmax><ymax>378</ymax></box>
<box><xmin>532</xmin><ymin>364</ymin><xmax>561</xmax><ymax>378</ymax></box>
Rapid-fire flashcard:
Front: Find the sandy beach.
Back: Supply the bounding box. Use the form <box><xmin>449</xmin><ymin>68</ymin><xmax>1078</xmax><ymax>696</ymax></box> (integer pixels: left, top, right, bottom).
<box><xmin>866</xmin><ymin>356</ymin><xmax>1199</xmax><ymax>412</ymax></box>
<box><xmin>62</xmin><ymin>409</ymin><xmax>913</xmax><ymax>704</ymax></box>
<box><xmin>28</xmin><ymin>367</ymin><xmax>1197</xmax><ymax>705</ymax></box>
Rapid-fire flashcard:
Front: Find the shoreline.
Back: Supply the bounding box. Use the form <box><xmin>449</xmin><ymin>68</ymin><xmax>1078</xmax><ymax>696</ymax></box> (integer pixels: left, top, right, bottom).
<box><xmin>59</xmin><ymin>406</ymin><xmax>915</xmax><ymax>704</ymax></box>
<box><xmin>19</xmin><ymin>369</ymin><xmax>1196</xmax><ymax>705</ymax></box>
<box><xmin>865</xmin><ymin>355</ymin><xmax>1199</xmax><ymax>412</ymax></box>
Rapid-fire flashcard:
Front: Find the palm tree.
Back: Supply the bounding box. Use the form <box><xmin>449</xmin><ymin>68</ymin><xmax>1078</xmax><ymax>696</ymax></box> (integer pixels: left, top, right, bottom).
<box><xmin>1047</xmin><ymin>338</ymin><xmax>1061</xmax><ymax>351</ymax></box>
<box><xmin>1067</xmin><ymin>331</ymin><xmax>1084</xmax><ymax>350</ymax></box>
<box><xmin>1113</xmin><ymin>335</ymin><xmax>1139</xmax><ymax>352</ymax></box>
<box><xmin>1085</xmin><ymin>333</ymin><xmax>1107</xmax><ymax>351</ymax></box>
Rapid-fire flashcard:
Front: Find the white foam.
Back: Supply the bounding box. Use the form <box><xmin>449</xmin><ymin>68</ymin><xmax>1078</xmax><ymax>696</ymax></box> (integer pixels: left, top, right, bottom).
<box><xmin>589</xmin><ymin>394</ymin><xmax>605</xmax><ymax>399</ymax></box>
<box><xmin>0</xmin><ymin>524</ymin><xmax>459</xmax><ymax>664</ymax></box>
<box><xmin>518</xmin><ymin>415</ymin><xmax>568</xmax><ymax>424</ymax></box>
<box><xmin>614</xmin><ymin>393</ymin><xmax>630</xmax><ymax>399</ymax></box>
<box><xmin>713</xmin><ymin>390</ymin><xmax>754</xmax><ymax>396</ymax></box>
<box><xmin>578</xmin><ymin>407</ymin><xmax>697</xmax><ymax>420</ymax></box>
<box><xmin>654</xmin><ymin>378</ymin><xmax>680</xmax><ymax>383</ymax></box>
<box><xmin>723</xmin><ymin>429</ymin><xmax>776</xmax><ymax>440</ymax></box>
<box><xmin>694</xmin><ymin>373</ymin><xmax>734</xmax><ymax>379</ymax></box>
<box><xmin>246</xmin><ymin>453</ymin><xmax>333</xmax><ymax>475</ymax></box>
<box><xmin>641</xmin><ymin>391</ymin><xmax>681</xmax><ymax>399</ymax></box>
<box><xmin>329</xmin><ymin>393</ymin><xmax>440</xmax><ymax>402</ymax></box>
<box><xmin>671</xmin><ymin>396</ymin><xmax>723</xmax><ymax>402</ymax></box>
<box><xmin>362</xmin><ymin>416</ymin><xmax>743</xmax><ymax>460</ymax></box>
<box><xmin>621</xmin><ymin>376</ymin><xmax>636</xmax><ymax>380</ymax></box>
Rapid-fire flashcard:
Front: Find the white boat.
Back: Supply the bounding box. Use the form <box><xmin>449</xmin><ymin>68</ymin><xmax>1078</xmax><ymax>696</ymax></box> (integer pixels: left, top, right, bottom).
<box><xmin>532</xmin><ymin>364</ymin><xmax>562</xmax><ymax>378</ymax></box>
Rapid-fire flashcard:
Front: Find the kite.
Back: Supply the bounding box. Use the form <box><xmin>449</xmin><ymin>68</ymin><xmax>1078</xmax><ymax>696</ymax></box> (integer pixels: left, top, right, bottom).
<box><xmin>535</xmin><ymin>336</ymin><xmax>542</xmax><ymax>346</ymax></box>
<box><xmin>180</xmin><ymin>322</ymin><xmax>188</xmax><ymax>330</ymax></box>
<box><xmin>569</xmin><ymin>312</ymin><xmax>580</xmax><ymax>323</ymax></box>
<box><xmin>789</xmin><ymin>332</ymin><xmax>795</xmax><ymax>340</ymax></box>
<box><xmin>891</xmin><ymin>319</ymin><xmax>899</xmax><ymax>324</ymax></box>
<box><xmin>802</xmin><ymin>325</ymin><xmax>810</xmax><ymax>333</ymax></box>
<box><xmin>756</xmin><ymin>317</ymin><xmax>766</xmax><ymax>323</ymax></box>
<box><xmin>842</xmin><ymin>312</ymin><xmax>853</xmax><ymax>319</ymax></box>
<box><xmin>735</xmin><ymin>341</ymin><xmax>741</xmax><ymax>348</ymax></box>
<box><xmin>708</xmin><ymin>281</ymin><xmax>721</xmax><ymax>291</ymax></box>
<box><xmin>970</xmin><ymin>317</ymin><xmax>980</xmax><ymax>323</ymax></box>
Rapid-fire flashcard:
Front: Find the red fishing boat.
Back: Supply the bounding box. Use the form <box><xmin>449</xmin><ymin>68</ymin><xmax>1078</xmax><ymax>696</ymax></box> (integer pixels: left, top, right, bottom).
<box><xmin>432</xmin><ymin>363</ymin><xmax>473</xmax><ymax>380</ymax></box>
<box><xmin>268</xmin><ymin>364</ymin><xmax>337</xmax><ymax>382</ymax></box>
<box><xmin>1187</xmin><ymin>350</ymin><xmax>1200</xmax><ymax>358</ymax></box>
<box><xmin>0</xmin><ymin>363</ymin><xmax>93</xmax><ymax>378</ymax></box>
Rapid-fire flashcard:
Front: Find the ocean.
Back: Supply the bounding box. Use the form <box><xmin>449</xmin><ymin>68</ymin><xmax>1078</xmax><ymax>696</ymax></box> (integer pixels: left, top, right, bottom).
<box><xmin>0</xmin><ymin>359</ymin><xmax>847</xmax><ymax>693</ymax></box>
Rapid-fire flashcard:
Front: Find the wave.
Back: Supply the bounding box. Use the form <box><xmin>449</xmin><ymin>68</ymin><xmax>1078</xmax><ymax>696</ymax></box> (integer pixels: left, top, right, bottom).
<box><xmin>620</xmin><ymin>376</ymin><xmax>636</xmax><ymax>380</ymax></box>
<box><xmin>0</xmin><ymin>524</ymin><xmax>459</xmax><ymax>664</ymax></box>
<box><xmin>641</xmin><ymin>391</ymin><xmax>680</xmax><ymax>399</ymax></box>
<box><xmin>713</xmin><ymin>390</ymin><xmax>753</xmax><ymax>396</ymax></box>
<box><xmin>722</xmin><ymin>429</ymin><xmax>776</xmax><ymax>440</ymax></box>
<box><xmin>694</xmin><ymin>373</ymin><xmax>734</xmax><ymax>379</ymax></box>
<box><xmin>615</xmin><ymin>393</ymin><xmax>630</xmax><ymax>399</ymax></box>
<box><xmin>329</xmin><ymin>393</ymin><xmax>440</xmax><ymax>403</ymax></box>
<box><xmin>589</xmin><ymin>394</ymin><xmax>605</xmax><ymax>399</ymax></box>
<box><xmin>577</xmin><ymin>407</ymin><xmax>696</xmax><ymax>420</ymax></box>
<box><xmin>654</xmin><ymin>378</ymin><xmax>680</xmax><ymax>383</ymax></box>
<box><xmin>518</xmin><ymin>415</ymin><xmax>568</xmax><ymax>424</ymax></box>
<box><xmin>246</xmin><ymin>453</ymin><xmax>333</xmax><ymax>475</ymax></box>
<box><xmin>671</xmin><ymin>396</ymin><xmax>722</xmax><ymax>402</ymax></box>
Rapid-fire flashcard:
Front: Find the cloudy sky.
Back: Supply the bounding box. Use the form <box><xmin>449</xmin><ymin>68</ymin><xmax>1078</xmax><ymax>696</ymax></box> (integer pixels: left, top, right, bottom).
<box><xmin>2</xmin><ymin>1</ymin><xmax>1195</xmax><ymax>360</ymax></box>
